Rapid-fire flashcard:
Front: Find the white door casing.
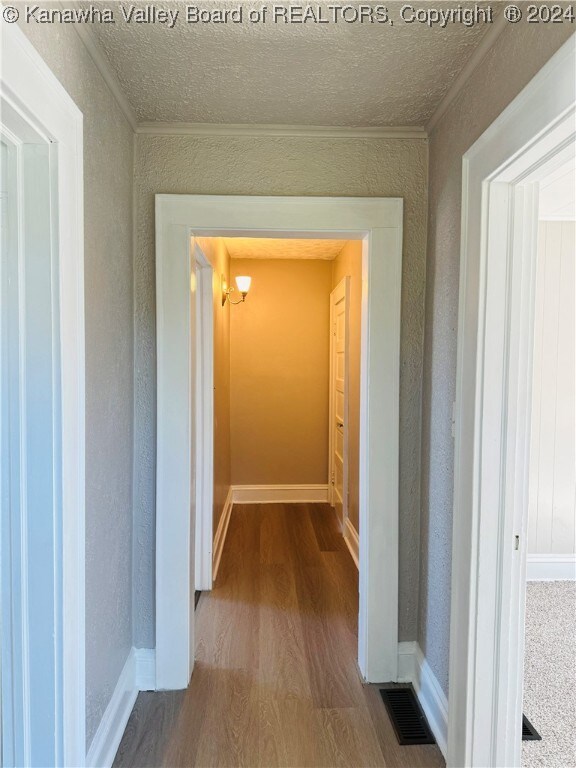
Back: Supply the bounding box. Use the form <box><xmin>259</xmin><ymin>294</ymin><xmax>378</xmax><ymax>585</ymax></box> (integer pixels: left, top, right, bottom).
<box><xmin>329</xmin><ymin>277</ymin><xmax>350</xmax><ymax>528</ymax></box>
<box><xmin>1</xmin><ymin>23</ymin><xmax>85</xmax><ymax>767</ymax></box>
<box><xmin>194</xmin><ymin>242</ymin><xmax>214</xmax><ymax>592</ymax></box>
<box><xmin>155</xmin><ymin>195</ymin><xmax>403</xmax><ymax>689</ymax></box>
<box><xmin>449</xmin><ymin>35</ymin><xmax>575</xmax><ymax>768</ymax></box>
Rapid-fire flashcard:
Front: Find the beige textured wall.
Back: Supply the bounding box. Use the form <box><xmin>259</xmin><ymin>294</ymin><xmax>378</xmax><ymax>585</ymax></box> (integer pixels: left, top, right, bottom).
<box><xmin>420</xmin><ymin>26</ymin><xmax>574</xmax><ymax>696</ymax></box>
<box><xmin>17</xmin><ymin>23</ymin><xmax>135</xmax><ymax>749</ymax></box>
<box><xmin>134</xmin><ymin>134</ymin><xmax>428</xmax><ymax>647</ymax></box>
<box><xmin>230</xmin><ymin>258</ymin><xmax>332</xmax><ymax>485</ymax></box>
<box><xmin>195</xmin><ymin>238</ymin><xmax>232</xmax><ymax>533</ymax></box>
<box><xmin>331</xmin><ymin>242</ymin><xmax>362</xmax><ymax>533</ymax></box>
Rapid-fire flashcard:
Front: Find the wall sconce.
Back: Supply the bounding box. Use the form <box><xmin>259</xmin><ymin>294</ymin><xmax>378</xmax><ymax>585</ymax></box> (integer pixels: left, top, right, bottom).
<box><xmin>222</xmin><ymin>275</ymin><xmax>252</xmax><ymax>306</ymax></box>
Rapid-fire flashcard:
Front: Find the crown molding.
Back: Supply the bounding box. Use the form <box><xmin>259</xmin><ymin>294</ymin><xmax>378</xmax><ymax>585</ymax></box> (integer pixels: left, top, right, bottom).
<box><xmin>426</xmin><ymin>12</ymin><xmax>507</xmax><ymax>135</ymax></box>
<box><xmin>66</xmin><ymin>0</ymin><xmax>504</xmax><ymax>143</ymax></box>
<box><xmin>135</xmin><ymin>122</ymin><xmax>428</xmax><ymax>139</ymax></box>
<box><xmin>64</xmin><ymin>1</ymin><xmax>138</xmax><ymax>131</ymax></box>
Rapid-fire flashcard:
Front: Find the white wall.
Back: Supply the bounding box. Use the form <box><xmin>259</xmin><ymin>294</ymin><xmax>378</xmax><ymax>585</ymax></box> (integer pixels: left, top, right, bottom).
<box><xmin>527</xmin><ymin>221</ymin><xmax>575</xmax><ymax>577</ymax></box>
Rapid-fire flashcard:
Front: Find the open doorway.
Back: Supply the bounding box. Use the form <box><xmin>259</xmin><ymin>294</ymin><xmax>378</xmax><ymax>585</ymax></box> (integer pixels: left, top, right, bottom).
<box><xmin>154</xmin><ymin>195</ymin><xmax>403</xmax><ymax>691</ymax></box>
<box><xmin>190</xmin><ymin>238</ymin><xmax>366</xmax><ymax>751</ymax></box>
<box><xmin>1</xmin><ymin>23</ymin><xmax>85</xmax><ymax>767</ymax></box>
<box><xmin>448</xmin><ymin>36</ymin><xmax>575</xmax><ymax>768</ymax></box>
<box><xmin>200</xmin><ymin>237</ymin><xmax>363</xmax><ymax>572</ymax></box>
<box><xmin>522</xmin><ymin>160</ymin><xmax>575</xmax><ymax>768</ymax></box>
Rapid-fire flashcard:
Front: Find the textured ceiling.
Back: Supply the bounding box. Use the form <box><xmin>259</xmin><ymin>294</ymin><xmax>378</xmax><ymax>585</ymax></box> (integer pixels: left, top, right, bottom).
<box><xmin>224</xmin><ymin>237</ymin><xmax>347</xmax><ymax>259</ymax></box>
<box><xmin>90</xmin><ymin>1</ymin><xmax>494</xmax><ymax>126</ymax></box>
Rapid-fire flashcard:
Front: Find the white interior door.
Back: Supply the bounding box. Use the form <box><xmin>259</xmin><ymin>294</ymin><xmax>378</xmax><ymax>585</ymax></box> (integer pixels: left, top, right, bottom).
<box><xmin>329</xmin><ymin>277</ymin><xmax>350</xmax><ymax>528</ymax></box>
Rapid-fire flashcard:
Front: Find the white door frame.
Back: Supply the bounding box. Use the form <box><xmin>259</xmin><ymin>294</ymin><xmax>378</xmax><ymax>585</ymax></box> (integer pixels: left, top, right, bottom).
<box><xmin>155</xmin><ymin>195</ymin><xmax>403</xmax><ymax>689</ymax></box>
<box><xmin>1</xmin><ymin>23</ymin><xmax>85</xmax><ymax>767</ymax></box>
<box><xmin>193</xmin><ymin>242</ymin><xmax>214</xmax><ymax>591</ymax></box>
<box><xmin>449</xmin><ymin>36</ymin><xmax>575</xmax><ymax>768</ymax></box>
<box><xmin>328</xmin><ymin>276</ymin><xmax>350</xmax><ymax>528</ymax></box>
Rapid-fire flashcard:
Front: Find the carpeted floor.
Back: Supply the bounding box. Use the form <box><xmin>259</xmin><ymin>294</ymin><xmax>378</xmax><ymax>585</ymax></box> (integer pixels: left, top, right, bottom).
<box><xmin>522</xmin><ymin>581</ymin><xmax>576</xmax><ymax>768</ymax></box>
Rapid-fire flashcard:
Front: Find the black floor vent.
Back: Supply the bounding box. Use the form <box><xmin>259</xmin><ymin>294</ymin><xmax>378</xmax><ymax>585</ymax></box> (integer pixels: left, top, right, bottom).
<box><xmin>194</xmin><ymin>590</ymin><xmax>201</xmax><ymax>609</ymax></box>
<box><xmin>379</xmin><ymin>687</ymin><xmax>436</xmax><ymax>746</ymax></box>
<box><xmin>522</xmin><ymin>714</ymin><xmax>542</xmax><ymax>741</ymax></box>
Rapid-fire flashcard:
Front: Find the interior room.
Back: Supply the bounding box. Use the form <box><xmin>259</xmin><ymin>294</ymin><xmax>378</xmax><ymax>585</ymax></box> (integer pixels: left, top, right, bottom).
<box><xmin>522</xmin><ymin>160</ymin><xmax>576</xmax><ymax>768</ymax></box>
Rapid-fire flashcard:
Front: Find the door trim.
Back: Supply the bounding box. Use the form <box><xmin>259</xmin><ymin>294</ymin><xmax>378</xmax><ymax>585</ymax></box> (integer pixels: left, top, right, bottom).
<box><xmin>449</xmin><ymin>36</ymin><xmax>575</xmax><ymax>768</ymax></box>
<box><xmin>1</xmin><ymin>23</ymin><xmax>85</xmax><ymax>767</ymax></box>
<box><xmin>155</xmin><ymin>194</ymin><xmax>403</xmax><ymax>688</ymax></box>
<box><xmin>193</xmin><ymin>243</ymin><xmax>214</xmax><ymax>591</ymax></box>
<box><xmin>328</xmin><ymin>276</ymin><xmax>350</xmax><ymax>527</ymax></box>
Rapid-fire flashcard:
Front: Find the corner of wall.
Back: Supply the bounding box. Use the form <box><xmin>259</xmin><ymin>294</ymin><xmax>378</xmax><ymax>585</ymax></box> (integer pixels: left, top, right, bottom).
<box><xmin>397</xmin><ymin>642</ymin><xmax>448</xmax><ymax>759</ymax></box>
<box><xmin>85</xmin><ymin>647</ymin><xmax>156</xmax><ymax>768</ymax></box>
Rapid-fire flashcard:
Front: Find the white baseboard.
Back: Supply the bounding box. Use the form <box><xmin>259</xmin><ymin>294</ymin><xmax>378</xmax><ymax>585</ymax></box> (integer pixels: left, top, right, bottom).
<box><xmin>397</xmin><ymin>640</ymin><xmax>418</xmax><ymax>683</ymax></box>
<box><xmin>86</xmin><ymin>649</ymin><xmax>138</xmax><ymax>768</ymax></box>
<box><xmin>231</xmin><ymin>484</ymin><xmax>329</xmax><ymax>504</ymax></box>
<box><xmin>343</xmin><ymin>518</ymin><xmax>359</xmax><ymax>569</ymax></box>
<box><xmin>527</xmin><ymin>553</ymin><xmax>576</xmax><ymax>581</ymax></box>
<box><xmin>86</xmin><ymin>647</ymin><xmax>157</xmax><ymax>767</ymax></box>
<box><xmin>395</xmin><ymin>642</ymin><xmax>448</xmax><ymax>759</ymax></box>
<box><xmin>413</xmin><ymin>645</ymin><xmax>448</xmax><ymax>758</ymax></box>
<box><xmin>213</xmin><ymin>486</ymin><xmax>233</xmax><ymax>581</ymax></box>
<box><xmin>134</xmin><ymin>648</ymin><xmax>156</xmax><ymax>691</ymax></box>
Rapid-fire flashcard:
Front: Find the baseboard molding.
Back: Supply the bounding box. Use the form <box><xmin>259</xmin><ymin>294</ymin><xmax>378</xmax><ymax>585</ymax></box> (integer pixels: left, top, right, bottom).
<box><xmin>134</xmin><ymin>648</ymin><xmax>156</xmax><ymax>691</ymax></box>
<box><xmin>413</xmin><ymin>645</ymin><xmax>448</xmax><ymax>758</ymax></box>
<box><xmin>213</xmin><ymin>486</ymin><xmax>233</xmax><ymax>581</ymax></box>
<box><xmin>86</xmin><ymin>647</ymin><xmax>157</xmax><ymax>767</ymax></box>
<box><xmin>86</xmin><ymin>649</ymin><xmax>138</xmax><ymax>768</ymax></box>
<box><xmin>231</xmin><ymin>484</ymin><xmax>329</xmax><ymax>504</ymax></box>
<box><xmin>527</xmin><ymin>553</ymin><xmax>576</xmax><ymax>581</ymax></box>
<box><xmin>395</xmin><ymin>642</ymin><xmax>448</xmax><ymax>759</ymax></box>
<box><xmin>343</xmin><ymin>518</ymin><xmax>359</xmax><ymax>569</ymax></box>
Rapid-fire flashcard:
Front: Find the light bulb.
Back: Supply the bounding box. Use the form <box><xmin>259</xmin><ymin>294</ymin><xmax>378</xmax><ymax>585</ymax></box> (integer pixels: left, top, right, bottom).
<box><xmin>235</xmin><ymin>275</ymin><xmax>252</xmax><ymax>294</ymax></box>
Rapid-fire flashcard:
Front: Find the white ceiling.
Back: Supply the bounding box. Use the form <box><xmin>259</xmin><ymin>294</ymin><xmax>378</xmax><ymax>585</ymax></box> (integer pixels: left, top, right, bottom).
<box><xmin>539</xmin><ymin>161</ymin><xmax>576</xmax><ymax>221</ymax></box>
<box><xmin>90</xmin><ymin>1</ymin><xmax>495</xmax><ymax>126</ymax></box>
<box><xmin>223</xmin><ymin>237</ymin><xmax>347</xmax><ymax>260</ymax></box>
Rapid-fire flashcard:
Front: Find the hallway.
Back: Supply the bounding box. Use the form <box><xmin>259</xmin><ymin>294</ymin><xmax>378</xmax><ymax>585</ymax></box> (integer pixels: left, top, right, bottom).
<box><xmin>114</xmin><ymin>504</ymin><xmax>444</xmax><ymax>767</ymax></box>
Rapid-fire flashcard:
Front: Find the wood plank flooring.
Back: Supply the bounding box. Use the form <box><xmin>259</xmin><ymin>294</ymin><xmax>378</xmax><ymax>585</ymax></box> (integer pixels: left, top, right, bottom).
<box><xmin>114</xmin><ymin>503</ymin><xmax>445</xmax><ymax>768</ymax></box>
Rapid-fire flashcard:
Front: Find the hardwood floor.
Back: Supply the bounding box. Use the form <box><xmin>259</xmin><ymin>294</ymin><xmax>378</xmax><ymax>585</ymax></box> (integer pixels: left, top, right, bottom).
<box><xmin>114</xmin><ymin>503</ymin><xmax>445</xmax><ymax>768</ymax></box>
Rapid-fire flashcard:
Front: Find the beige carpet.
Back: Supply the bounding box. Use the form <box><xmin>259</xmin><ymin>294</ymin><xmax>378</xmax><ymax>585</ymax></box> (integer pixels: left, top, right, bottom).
<box><xmin>522</xmin><ymin>581</ymin><xmax>576</xmax><ymax>768</ymax></box>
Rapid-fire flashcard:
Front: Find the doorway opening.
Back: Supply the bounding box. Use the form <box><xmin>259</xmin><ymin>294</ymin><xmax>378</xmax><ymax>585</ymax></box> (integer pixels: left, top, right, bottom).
<box><xmin>1</xmin><ymin>23</ymin><xmax>85</xmax><ymax>767</ymax></box>
<box><xmin>449</xmin><ymin>36</ymin><xmax>575</xmax><ymax>768</ymax></box>
<box><xmin>521</xmin><ymin>159</ymin><xmax>575</xmax><ymax>768</ymax></box>
<box><xmin>194</xmin><ymin>236</ymin><xmax>363</xmax><ymax>584</ymax></box>
<box><xmin>155</xmin><ymin>195</ymin><xmax>403</xmax><ymax>691</ymax></box>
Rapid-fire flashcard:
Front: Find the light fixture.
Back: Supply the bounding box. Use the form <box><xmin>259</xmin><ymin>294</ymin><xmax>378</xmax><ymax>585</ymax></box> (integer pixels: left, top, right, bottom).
<box><xmin>222</xmin><ymin>274</ymin><xmax>252</xmax><ymax>306</ymax></box>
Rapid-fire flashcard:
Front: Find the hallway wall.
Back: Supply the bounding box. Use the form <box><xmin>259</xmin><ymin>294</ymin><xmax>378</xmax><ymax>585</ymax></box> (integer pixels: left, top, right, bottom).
<box><xmin>229</xmin><ymin>258</ymin><xmax>332</xmax><ymax>485</ymax></box>
<box><xmin>195</xmin><ymin>237</ymin><xmax>232</xmax><ymax>536</ymax></box>
<box><xmin>18</xmin><ymin>23</ymin><xmax>135</xmax><ymax>750</ymax></box>
<box><xmin>331</xmin><ymin>241</ymin><xmax>362</xmax><ymax>535</ymax></box>
<box><xmin>134</xmin><ymin>135</ymin><xmax>428</xmax><ymax>648</ymax></box>
<box><xmin>420</xmin><ymin>24</ymin><xmax>574</xmax><ymax>697</ymax></box>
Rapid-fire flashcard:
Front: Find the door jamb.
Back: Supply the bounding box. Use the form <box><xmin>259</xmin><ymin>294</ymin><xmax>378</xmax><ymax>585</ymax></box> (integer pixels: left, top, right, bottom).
<box><xmin>193</xmin><ymin>242</ymin><xmax>214</xmax><ymax>591</ymax></box>
<box><xmin>155</xmin><ymin>195</ymin><xmax>403</xmax><ymax>689</ymax></box>
<box><xmin>449</xmin><ymin>36</ymin><xmax>575</xmax><ymax>768</ymax></box>
<box><xmin>1</xmin><ymin>23</ymin><xmax>85</xmax><ymax>767</ymax></box>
